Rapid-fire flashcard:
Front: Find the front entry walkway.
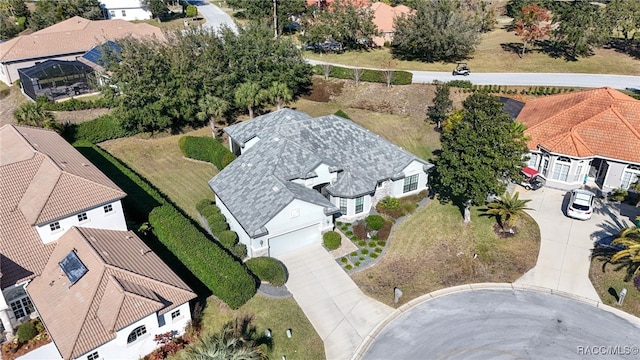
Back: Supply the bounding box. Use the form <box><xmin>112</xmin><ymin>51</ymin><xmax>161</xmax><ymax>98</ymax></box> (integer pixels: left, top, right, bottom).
<box><xmin>279</xmin><ymin>243</ymin><xmax>393</xmax><ymax>360</ymax></box>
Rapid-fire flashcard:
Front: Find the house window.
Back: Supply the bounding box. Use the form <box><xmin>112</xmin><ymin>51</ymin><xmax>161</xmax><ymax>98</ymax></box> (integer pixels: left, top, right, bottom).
<box><xmin>573</xmin><ymin>165</ymin><xmax>583</xmax><ymax>182</ymax></box>
<box><xmin>87</xmin><ymin>351</ymin><xmax>99</xmax><ymax>360</ymax></box>
<box><xmin>527</xmin><ymin>154</ymin><xmax>538</xmax><ymax>168</ymax></box>
<box><xmin>171</xmin><ymin>310</ymin><xmax>181</xmax><ymax>319</ymax></box>
<box><xmin>621</xmin><ymin>165</ymin><xmax>640</xmax><ymax>189</ymax></box>
<box><xmin>49</xmin><ymin>222</ymin><xmax>61</xmax><ymax>232</ymax></box>
<box><xmin>127</xmin><ymin>325</ymin><xmax>147</xmax><ymax>343</ymax></box>
<box><xmin>7</xmin><ymin>288</ymin><xmax>34</xmax><ymax>319</ymax></box>
<box><xmin>339</xmin><ymin>198</ymin><xmax>347</xmax><ymax>214</ymax></box>
<box><xmin>109</xmin><ymin>10</ymin><xmax>115</xmax><ymax>18</ymax></box>
<box><xmin>403</xmin><ymin>174</ymin><xmax>418</xmax><ymax>193</ymax></box>
<box><xmin>355</xmin><ymin>196</ymin><xmax>364</xmax><ymax>214</ymax></box>
<box><xmin>122</xmin><ymin>10</ymin><xmax>126</xmax><ymax>17</ymax></box>
<box><xmin>104</xmin><ymin>204</ymin><xmax>113</xmax><ymax>213</ymax></box>
<box><xmin>78</xmin><ymin>213</ymin><xmax>88</xmax><ymax>222</ymax></box>
<box><xmin>551</xmin><ymin>157</ymin><xmax>570</xmax><ymax>181</ymax></box>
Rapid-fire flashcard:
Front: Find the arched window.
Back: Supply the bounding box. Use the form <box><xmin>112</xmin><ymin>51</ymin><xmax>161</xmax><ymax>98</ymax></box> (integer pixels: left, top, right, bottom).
<box><xmin>6</xmin><ymin>287</ymin><xmax>34</xmax><ymax>320</ymax></box>
<box><xmin>127</xmin><ymin>325</ymin><xmax>147</xmax><ymax>344</ymax></box>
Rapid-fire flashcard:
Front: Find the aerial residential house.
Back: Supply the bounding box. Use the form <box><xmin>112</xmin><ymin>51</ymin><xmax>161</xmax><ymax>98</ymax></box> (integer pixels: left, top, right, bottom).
<box><xmin>370</xmin><ymin>2</ymin><xmax>412</xmax><ymax>47</ymax></box>
<box><xmin>0</xmin><ymin>16</ymin><xmax>163</xmax><ymax>86</ymax></box>
<box><xmin>209</xmin><ymin>109</ymin><xmax>433</xmax><ymax>258</ymax></box>
<box><xmin>517</xmin><ymin>87</ymin><xmax>640</xmax><ymax>191</ymax></box>
<box><xmin>0</xmin><ymin>124</ymin><xmax>195</xmax><ymax>359</ymax></box>
<box><xmin>101</xmin><ymin>0</ymin><xmax>152</xmax><ymax>21</ymax></box>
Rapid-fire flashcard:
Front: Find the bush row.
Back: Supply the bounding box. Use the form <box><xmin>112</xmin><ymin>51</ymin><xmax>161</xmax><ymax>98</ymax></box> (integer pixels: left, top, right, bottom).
<box><xmin>63</xmin><ymin>114</ymin><xmax>138</xmax><ymax>144</ymax></box>
<box><xmin>75</xmin><ymin>143</ymin><xmax>256</xmax><ymax>309</ymax></box>
<box><xmin>150</xmin><ymin>205</ymin><xmax>256</xmax><ymax>309</ymax></box>
<box><xmin>37</xmin><ymin>96</ymin><xmax>111</xmax><ymax>111</ymax></box>
<box><xmin>447</xmin><ymin>82</ymin><xmax>578</xmax><ymax>96</ymax></box>
<box><xmin>245</xmin><ymin>257</ymin><xmax>288</xmax><ymax>286</ymax></box>
<box><xmin>200</xmin><ymin>200</ymin><xmax>247</xmax><ymax>259</ymax></box>
<box><xmin>178</xmin><ymin>136</ymin><xmax>236</xmax><ymax>170</ymax></box>
<box><xmin>312</xmin><ymin>65</ymin><xmax>413</xmax><ymax>85</ymax></box>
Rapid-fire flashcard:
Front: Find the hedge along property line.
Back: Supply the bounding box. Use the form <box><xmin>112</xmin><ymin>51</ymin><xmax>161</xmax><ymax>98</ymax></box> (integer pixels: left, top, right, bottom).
<box><xmin>75</xmin><ymin>142</ymin><xmax>256</xmax><ymax>309</ymax></box>
<box><xmin>63</xmin><ymin>114</ymin><xmax>139</xmax><ymax>144</ymax></box>
<box><xmin>178</xmin><ymin>136</ymin><xmax>236</xmax><ymax>170</ymax></box>
<box><xmin>312</xmin><ymin>64</ymin><xmax>412</xmax><ymax>85</ymax></box>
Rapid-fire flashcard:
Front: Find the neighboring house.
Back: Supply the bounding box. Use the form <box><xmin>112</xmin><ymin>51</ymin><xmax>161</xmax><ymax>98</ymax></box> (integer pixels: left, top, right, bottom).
<box><xmin>101</xmin><ymin>0</ymin><xmax>152</xmax><ymax>21</ymax></box>
<box><xmin>370</xmin><ymin>2</ymin><xmax>411</xmax><ymax>47</ymax></box>
<box><xmin>209</xmin><ymin>109</ymin><xmax>433</xmax><ymax>258</ymax></box>
<box><xmin>0</xmin><ymin>16</ymin><xmax>163</xmax><ymax>86</ymax></box>
<box><xmin>18</xmin><ymin>60</ymin><xmax>96</xmax><ymax>101</ymax></box>
<box><xmin>0</xmin><ymin>125</ymin><xmax>195</xmax><ymax>359</ymax></box>
<box><xmin>517</xmin><ymin>87</ymin><xmax>640</xmax><ymax>191</ymax></box>
<box><xmin>77</xmin><ymin>41</ymin><xmax>123</xmax><ymax>87</ymax></box>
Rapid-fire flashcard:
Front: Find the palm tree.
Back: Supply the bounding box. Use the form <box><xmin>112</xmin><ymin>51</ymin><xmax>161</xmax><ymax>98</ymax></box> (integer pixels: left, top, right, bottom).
<box><xmin>13</xmin><ymin>102</ymin><xmax>59</xmax><ymax>132</ymax></box>
<box><xmin>197</xmin><ymin>95</ymin><xmax>228</xmax><ymax>137</ymax></box>
<box><xmin>266</xmin><ymin>81</ymin><xmax>292</xmax><ymax>110</ymax></box>
<box><xmin>610</xmin><ymin>226</ymin><xmax>640</xmax><ymax>283</ymax></box>
<box><xmin>179</xmin><ymin>317</ymin><xmax>268</xmax><ymax>360</ymax></box>
<box><xmin>485</xmin><ymin>192</ymin><xmax>532</xmax><ymax>232</ymax></box>
<box><xmin>234</xmin><ymin>82</ymin><xmax>263</xmax><ymax>119</ymax></box>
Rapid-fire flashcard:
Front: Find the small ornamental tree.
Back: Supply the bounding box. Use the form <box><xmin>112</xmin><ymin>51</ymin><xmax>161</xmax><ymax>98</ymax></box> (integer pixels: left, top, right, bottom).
<box><xmin>427</xmin><ymin>82</ymin><xmax>453</xmax><ymax>129</ymax></box>
<box><xmin>514</xmin><ymin>3</ymin><xmax>551</xmax><ymax>58</ymax></box>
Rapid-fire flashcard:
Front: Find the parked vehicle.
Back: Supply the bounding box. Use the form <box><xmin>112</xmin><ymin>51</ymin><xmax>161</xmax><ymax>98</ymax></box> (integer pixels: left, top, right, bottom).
<box><xmin>452</xmin><ymin>62</ymin><xmax>470</xmax><ymax>76</ymax></box>
<box><xmin>567</xmin><ymin>189</ymin><xmax>595</xmax><ymax>220</ymax></box>
<box><xmin>304</xmin><ymin>41</ymin><xmax>343</xmax><ymax>53</ymax></box>
<box><xmin>520</xmin><ymin>167</ymin><xmax>546</xmax><ymax>190</ymax></box>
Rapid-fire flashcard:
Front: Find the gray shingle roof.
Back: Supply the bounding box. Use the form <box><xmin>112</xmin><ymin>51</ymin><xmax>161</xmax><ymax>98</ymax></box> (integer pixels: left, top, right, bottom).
<box><xmin>210</xmin><ymin>109</ymin><xmax>433</xmax><ymax>236</ymax></box>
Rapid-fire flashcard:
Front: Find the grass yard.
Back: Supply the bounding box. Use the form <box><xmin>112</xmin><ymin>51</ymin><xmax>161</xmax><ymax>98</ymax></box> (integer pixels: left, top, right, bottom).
<box><xmin>589</xmin><ymin>260</ymin><xmax>640</xmax><ymax>318</ymax></box>
<box><xmin>304</xmin><ymin>27</ymin><xmax>640</xmax><ymax>75</ymax></box>
<box><xmin>99</xmin><ymin>127</ymin><xmax>216</xmax><ymax>220</ymax></box>
<box><xmin>352</xmin><ymin>200</ymin><xmax>540</xmax><ymax>307</ymax></box>
<box><xmin>200</xmin><ymin>295</ymin><xmax>325</xmax><ymax>360</ymax></box>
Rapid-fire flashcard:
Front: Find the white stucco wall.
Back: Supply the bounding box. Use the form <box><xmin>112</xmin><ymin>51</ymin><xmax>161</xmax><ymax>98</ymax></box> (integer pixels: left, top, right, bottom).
<box><xmin>35</xmin><ymin>201</ymin><xmax>126</xmax><ymax>244</ymax></box>
<box><xmin>241</xmin><ymin>137</ymin><xmax>260</xmax><ymax>154</ymax></box>
<box><xmin>213</xmin><ymin>195</ymin><xmax>256</xmax><ymax>256</ymax></box>
<box><xmin>603</xmin><ymin>161</ymin><xmax>628</xmax><ymax>191</ymax></box>
<box><xmin>264</xmin><ymin>199</ymin><xmax>330</xmax><ymax>240</ymax></box>
<box><xmin>105</xmin><ymin>8</ymin><xmax>152</xmax><ymax>21</ymax></box>
<box><xmin>76</xmin><ymin>302</ymin><xmax>192</xmax><ymax>360</ymax></box>
<box><xmin>291</xmin><ymin>163</ymin><xmax>334</xmax><ymax>189</ymax></box>
<box><xmin>332</xmin><ymin>194</ymin><xmax>372</xmax><ymax>222</ymax></box>
<box><xmin>390</xmin><ymin>160</ymin><xmax>428</xmax><ymax>197</ymax></box>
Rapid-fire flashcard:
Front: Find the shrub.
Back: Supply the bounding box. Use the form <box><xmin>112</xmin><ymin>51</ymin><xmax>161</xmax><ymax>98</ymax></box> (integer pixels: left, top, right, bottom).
<box><xmin>359</xmin><ymin>256</ymin><xmax>365</xmax><ymax>261</ymax></box>
<box><xmin>232</xmin><ymin>243</ymin><xmax>247</xmax><ymax>259</ymax></box>
<box><xmin>336</xmin><ymin>221</ymin><xmax>343</xmax><ymax>226</ymax></box>
<box><xmin>322</xmin><ymin>65</ymin><xmax>412</xmax><ymax>85</ymax></box>
<box><xmin>334</xmin><ymin>109</ymin><xmax>351</xmax><ymax>119</ymax></box>
<box><xmin>16</xmin><ymin>321</ymin><xmax>38</xmax><ymax>343</ymax></box>
<box><xmin>370</xmin><ymin>252</ymin><xmax>378</xmax><ymax>259</ymax></box>
<box><xmin>64</xmin><ymin>114</ymin><xmax>137</xmax><ymax>144</ymax></box>
<box><xmin>447</xmin><ymin>80</ymin><xmax>473</xmax><ymax>89</ymax></box>
<box><xmin>376</xmin><ymin>197</ymin><xmax>402</xmax><ymax>218</ymax></box>
<box><xmin>375</xmin><ymin>247</ymin><xmax>383</xmax><ymax>253</ymax></box>
<box><xmin>350</xmin><ymin>251</ymin><xmax>358</xmax><ymax>257</ymax></box>
<box><xmin>323</xmin><ymin>231</ymin><xmax>341</xmax><ymax>250</ymax></box>
<box><xmin>353</xmin><ymin>221</ymin><xmax>367</xmax><ymax>239</ymax></box>
<box><xmin>221</xmin><ymin>152</ymin><xmax>237</xmax><ymax>168</ymax></box>
<box><xmin>206</xmin><ymin>213</ymin><xmax>226</xmax><ymax>226</ymax></box>
<box><xmin>609</xmin><ymin>188</ymin><xmax>628</xmax><ymax>202</ymax></box>
<box><xmin>217</xmin><ymin>230</ymin><xmax>239</xmax><ymax>248</ymax></box>
<box><xmin>341</xmin><ymin>257</ymin><xmax>348</xmax><ymax>263</ymax></box>
<box><xmin>350</xmin><ymin>235</ymin><xmax>357</xmax><ymax>241</ymax></box>
<box><xmin>245</xmin><ymin>257</ymin><xmax>287</xmax><ymax>286</ymax></box>
<box><xmin>196</xmin><ymin>199</ymin><xmax>214</xmax><ymax>212</ymax></box>
<box><xmin>200</xmin><ymin>205</ymin><xmax>221</xmax><ymax>218</ymax></box>
<box><xmin>365</xmin><ymin>215</ymin><xmax>385</xmax><ymax>231</ymax></box>
<box><xmin>149</xmin><ymin>205</ymin><xmax>256</xmax><ymax>309</ymax></box>
<box><xmin>377</xmin><ymin>221</ymin><xmax>392</xmax><ymax>241</ymax></box>
<box><xmin>345</xmin><ymin>264</ymin><xmax>353</xmax><ymax>270</ymax></box>
<box><xmin>358</xmin><ymin>240</ymin><xmax>366</xmax><ymax>247</ymax></box>
<box><xmin>354</xmin><ymin>261</ymin><xmax>361</xmax><ymax>267</ymax></box>
<box><xmin>361</xmin><ymin>248</ymin><xmax>369</xmax><ymax>255</ymax></box>
<box><xmin>179</xmin><ymin>136</ymin><xmax>235</xmax><ymax>170</ymax></box>
<box><xmin>345</xmin><ymin>230</ymin><xmax>353</xmax><ymax>236</ymax></box>
<box><xmin>368</xmin><ymin>241</ymin><xmax>377</xmax><ymax>248</ymax></box>
<box><xmin>209</xmin><ymin>220</ymin><xmax>229</xmax><ymax>235</ymax></box>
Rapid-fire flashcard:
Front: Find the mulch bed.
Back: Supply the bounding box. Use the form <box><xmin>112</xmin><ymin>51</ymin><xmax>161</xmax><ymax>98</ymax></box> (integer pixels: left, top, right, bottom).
<box><xmin>1</xmin><ymin>336</ymin><xmax>51</xmax><ymax>360</ymax></box>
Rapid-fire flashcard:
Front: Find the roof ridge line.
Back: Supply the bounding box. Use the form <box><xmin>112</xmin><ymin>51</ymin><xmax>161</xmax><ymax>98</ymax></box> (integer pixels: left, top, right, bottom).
<box><xmin>611</xmin><ymin>107</ymin><xmax>640</xmax><ymax>139</ymax></box>
<box><xmin>569</xmin><ymin>132</ymin><xmax>594</xmax><ymax>157</ymax></box>
<box><xmin>106</xmin><ymin>263</ymin><xmax>195</xmax><ymax>294</ymax></box>
<box><xmin>60</xmin><ymin>168</ymin><xmax>127</xmax><ymax>197</ymax></box>
<box><xmin>526</xmin><ymin>92</ymin><xmax>593</xmax><ymax>131</ymax></box>
<box><xmin>29</xmin><ymin>157</ymin><xmax>62</xmax><ymax>225</ymax></box>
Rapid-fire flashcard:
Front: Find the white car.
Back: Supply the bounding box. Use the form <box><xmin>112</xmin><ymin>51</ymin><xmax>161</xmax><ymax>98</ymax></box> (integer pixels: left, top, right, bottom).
<box><xmin>566</xmin><ymin>189</ymin><xmax>595</xmax><ymax>220</ymax></box>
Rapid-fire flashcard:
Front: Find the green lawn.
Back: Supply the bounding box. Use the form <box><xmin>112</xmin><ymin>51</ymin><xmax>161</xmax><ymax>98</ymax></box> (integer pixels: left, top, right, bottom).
<box><xmin>589</xmin><ymin>258</ymin><xmax>640</xmax><ymax>318</ymax></box>
<box><xmin>305</xmin><ymin>28</ymin><xmax>640</xmax><ymax>75</ymax></box>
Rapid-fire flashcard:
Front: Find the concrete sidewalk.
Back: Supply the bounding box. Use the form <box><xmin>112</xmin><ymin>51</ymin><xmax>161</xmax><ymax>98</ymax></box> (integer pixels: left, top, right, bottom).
<box><xmin>515</xmin><ymin>186</ymin><xmax>635</xmax><ymax>301</ymax></box>
<box><xmin>279</xmin><ymin>243</ymin><xmax>393</xmax><ymax>360</ymax></box>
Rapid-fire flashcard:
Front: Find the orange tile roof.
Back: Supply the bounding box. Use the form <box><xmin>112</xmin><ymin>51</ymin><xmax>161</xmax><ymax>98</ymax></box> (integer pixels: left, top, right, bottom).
<box><xmin>517</xmin><ymin>87</ymin><xmax>640</xmax><ymax>163</ymax></box>
<box><xmin>27</xmin><ymin>227</ymin><xmax>196</xmax><ymax>360</ymax></box>
<box><xmin>0</xmin><ymin>125</ymin><xmax>126</xmax><ymax>287</ymax></box>
<box><xmin>0</xmin><ymin>16</ymin><xmax>164</xmax><ymax>62</ymax></box>
<box><xmin>371</xmin><ymin>2</ymin><xmax>411</xmax><ymax>33</ymax></box>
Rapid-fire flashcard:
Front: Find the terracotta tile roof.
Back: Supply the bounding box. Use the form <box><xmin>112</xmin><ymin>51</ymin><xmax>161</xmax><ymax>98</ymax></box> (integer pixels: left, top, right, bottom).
<box><xmin>0</xmin><ymin>125</ymin><xmax>125</xmax><ymax>288</ymax></box>
<box><xmin>517</xmin><ymin>87</ymin><xmax>640</xmax><ymax>163</ymax></box>
<box><xmin>27</xmin><ymin>227</ymin><xmax>196</xmax><ymax>360</ymax></box>
<box><xmin>0</xmin><ymin>16</ymin><xmax>164</xmax><ymax>62</ymax></box>
<box><xmin>371</xmin><ymin>2</ymin><xmax>411</xmax><ymax>33</ymax></box>
<box><xmin>306</xmin><ymin>0</ymin><xmax>372</xmax><ymax>7</ymax></box>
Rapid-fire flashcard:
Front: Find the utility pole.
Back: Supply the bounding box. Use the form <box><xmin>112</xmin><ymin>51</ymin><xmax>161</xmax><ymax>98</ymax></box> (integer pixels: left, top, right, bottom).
<box><xmin>273</xmin><ymin>0</ymin><xmax>278</xmax><ymax>39</ymax></box>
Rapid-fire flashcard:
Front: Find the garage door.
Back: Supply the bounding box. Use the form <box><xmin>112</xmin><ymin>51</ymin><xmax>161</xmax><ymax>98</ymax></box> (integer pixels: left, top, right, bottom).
<box><xmin>269</xmin><ymin>223</ymin><xmax>321</xmax><ymax>258</ymax></box>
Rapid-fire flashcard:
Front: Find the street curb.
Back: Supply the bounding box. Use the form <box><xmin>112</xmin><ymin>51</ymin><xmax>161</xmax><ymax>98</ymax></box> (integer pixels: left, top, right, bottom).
<box><xmin>350</xmin><ymin>283</ymin><xmax>640</xmax><ymax>360</ymax></box>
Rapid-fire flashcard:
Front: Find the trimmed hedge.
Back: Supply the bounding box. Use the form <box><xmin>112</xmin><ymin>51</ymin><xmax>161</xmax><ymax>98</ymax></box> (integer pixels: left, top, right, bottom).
<box><xmin>334</xmin><ymin>109</ymin><xmax>351</xmax><ymax>119</ymax></box>
<box><xmin>196</xmin><ymin>199</ymin><xmax>215</xmax><ymax>213</ymax></box>
<box><xmin>64</xmin><ymin>114</ymin><xmax>137</xmax><ymax>144</ymax></box>
<box><xmin>218</xmin><ymin>230</ymin><xmax>239</xmax><ymax>248</ymax></box>
<box><xmin>200</xmin><ymin>204</ymin><xmax>221</xmax><ymax>218</ymax></box>
<box><xmin>150</xmin><ymin>205</ymin><xmax>255</xmax><ymax>309</ymax></box>
<box><xmin>323</xmin><ymin>231</ymin><xmax>341</xmax><ymax>250</ymax></box>
<box><xmin>245</xmin><ymin>257</ymin><xmax>288</xmax><ymax>286</ymax></box>
<box><xmin>37</xmin><ymin>96</ymin><xmax>111</xmax><ymax>111</ymax></box>
<box><xmin>313</xmin><ymin>64</ymin><xmax>412</xmax><ymax>85</ymax></box>
<box><xmin>365</xmin><ymin>215</ymin><xmax>385</xmax><ymax>231</ymax></box>
<box><xmin>209</xmin><ymin>220</ymin><xmax>229</xmax><ymax>235</ymax></box>
<box><xmin>75</xmin><ymin>143</ymin><xmax>256</xmax><ymax>309</ymax></box>
<box><xmin>178</xmin><ymin>136</ymin><xmax>236</xmax><ymax>170</ymax></box>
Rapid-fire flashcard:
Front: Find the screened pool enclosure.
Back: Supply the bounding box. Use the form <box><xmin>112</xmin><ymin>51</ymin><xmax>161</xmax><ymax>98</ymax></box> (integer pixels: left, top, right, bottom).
<box><xmin>18</xmin><ymin>60</ymin><xmax>96</xmax><ymax>101</ymax></box>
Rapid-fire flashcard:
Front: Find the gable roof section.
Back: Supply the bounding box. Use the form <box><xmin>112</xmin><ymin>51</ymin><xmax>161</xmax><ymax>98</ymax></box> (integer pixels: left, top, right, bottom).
<box><xmin>211</xmin><ymin>109</ymin><xmax>432</xmax><ymax>236</ymax></box>
<box><xmin>0</xmin><ymin>125</ymin><xmax>126</xmax><ymax>288</ymax></box>
<box><xmin>518</xmin><ymin>87</ymin><xmax>640</xmax><ymax>163</ymax></box>
<box><xmin>0</xmin><ymin>16</ymin><xmax>163</xmax><ymax>62</ymax></box>
<box><xmin>27</xmin><ymin>227</ymin><xmax>196</xmax><ymax>360</ymax></box>
<box><xmin>371</xmin><ymin>2</ymin><xmax>412</xmax><ymax>33</ymax></box>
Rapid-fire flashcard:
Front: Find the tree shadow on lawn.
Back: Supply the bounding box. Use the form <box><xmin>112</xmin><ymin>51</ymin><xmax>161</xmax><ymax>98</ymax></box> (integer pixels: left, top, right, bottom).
<box><xmin>500</xmin><ymin>40</ymin><xmax>580</xmax><ymax>61</ymax></box>
<box><xmin>607</xmin><ymin>39</ymin><xmax>640</xmax><ymax>61</ymax></box>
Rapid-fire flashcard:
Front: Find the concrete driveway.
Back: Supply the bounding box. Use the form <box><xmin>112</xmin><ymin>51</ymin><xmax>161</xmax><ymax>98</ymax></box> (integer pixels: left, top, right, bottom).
<box><xmin>515</xmin><ymin>186</ymin><xmax>637</xmax><ymax>301</ymax></box>
<box><xmin>279</xmin><ymin>243</ymin><xmax>393</xmax><ymax>360</ymax></box>
<box><xmin>188</xmin><ymin>0</ymin><xmax>237</xmax><ymax>33</ymax></box>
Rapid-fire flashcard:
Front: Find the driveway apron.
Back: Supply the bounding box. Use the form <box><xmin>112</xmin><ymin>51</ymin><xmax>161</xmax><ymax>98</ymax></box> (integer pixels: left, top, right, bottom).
<box><xmin>279</xmin><ymin>243</ymin><xmax>393</xmax><ymax>360</ymax></box>
<box><xmin>515</xmin><ymin>187</ymin><xmax>634</xmax><ymax>301</ymax></box>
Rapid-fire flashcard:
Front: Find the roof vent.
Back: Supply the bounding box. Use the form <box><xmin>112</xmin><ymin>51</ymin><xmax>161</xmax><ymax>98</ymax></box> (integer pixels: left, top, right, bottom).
<box><xmin>272</xmin><ymin>186</ymin><xmax>280</xmax><ymax>192</ymax></box>
<box><xmin>81</xmin><ymin>163</ymin><xmax>89</xmax><ymax>167</ymax></box>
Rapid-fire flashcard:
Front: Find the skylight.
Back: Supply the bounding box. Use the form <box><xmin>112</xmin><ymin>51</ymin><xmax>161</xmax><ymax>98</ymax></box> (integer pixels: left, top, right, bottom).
<box><xmin>59</xmin><ymin>251</ymin><xmax>88</xmax><ymax>285</ymax></box>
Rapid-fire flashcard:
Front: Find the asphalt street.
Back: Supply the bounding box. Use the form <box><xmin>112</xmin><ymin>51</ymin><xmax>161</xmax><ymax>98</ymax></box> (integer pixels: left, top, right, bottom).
<box><xmin>361</xmin><ymin>289</ymin><xmax>640</xmax><ymax>360</ymax></box>
<box><xmin>188</xmin><ymin>0</ymin><xmax>237</xmax><ymax>33</ymax></box>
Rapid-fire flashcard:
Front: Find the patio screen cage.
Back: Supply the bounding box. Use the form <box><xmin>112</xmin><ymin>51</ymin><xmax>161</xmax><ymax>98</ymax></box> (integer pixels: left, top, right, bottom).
<box><xmin>18</xmin><ymin>60</ymin><xmax>95</xmax><ymax>101</ymax></box>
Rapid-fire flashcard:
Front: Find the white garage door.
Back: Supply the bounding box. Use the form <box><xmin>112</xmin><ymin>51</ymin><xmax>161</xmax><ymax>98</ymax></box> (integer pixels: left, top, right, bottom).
<box><xmin>269</xmin><ymin>223</ymin><xmax>321</xmax><ymax>258</ymax></box>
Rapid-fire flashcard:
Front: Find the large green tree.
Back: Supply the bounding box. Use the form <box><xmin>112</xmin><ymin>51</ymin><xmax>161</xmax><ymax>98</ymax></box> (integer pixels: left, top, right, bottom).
<box><xmin>227</xmin><ymin>0</ymin><xmax>305</xmax><ymax>36</ymax></box>
<box><xmin>552</xmin><ymin>0</ymin><xmax>609</xmax><ymax>59</ymax></box>
<box><xmin>605</xmin><ymin>0</ymin><xmax>640</xmax><ymax>45</ymax></box>
<box><xmin>301</xmin><ymin>0</ymin><xmax>379</xmax><ymax>50</ymax></box>
<box><xmin>391</xmin><ymin>0</ymin><xmax>481</xmax><ymax>62</ymax></box>
<box><xmin>432</xmin><ymin>92</ymin><xmax>529</xmax><ymax>221</ymax></box>
<box><xmin>141</xmin><ymin>0</ymin><xmax>168</xmax><ymax>22</ymax></box>
<box><xmin>29</xmin><ymin>0</ymin><xmax>103</xmax><ymax>30</ymax></box>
